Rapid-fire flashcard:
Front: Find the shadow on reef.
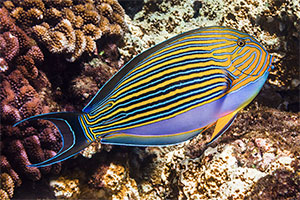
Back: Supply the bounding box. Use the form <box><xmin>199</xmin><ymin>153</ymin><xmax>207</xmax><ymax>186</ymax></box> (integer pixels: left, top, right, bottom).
<box><xmin>245</xmin><ymin>160</ymin><xmax>300</xmax><ymax>200</ymax></box>
<box><xmin>119</xmin><ymin>0</ymin><xmax>144</xmax><ymax>19</ymax></box>
<box><xmin>254</xmin><ymin>0</ymin><xmax>300</xmax><ymax>113</ymax></box>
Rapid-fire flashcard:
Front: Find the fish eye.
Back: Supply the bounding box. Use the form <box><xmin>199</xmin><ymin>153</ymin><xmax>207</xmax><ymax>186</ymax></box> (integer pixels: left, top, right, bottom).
<box><xmin>237</xmin><ymin>39</ymin><xmax>246</xmax><ymax>47</ymax></box>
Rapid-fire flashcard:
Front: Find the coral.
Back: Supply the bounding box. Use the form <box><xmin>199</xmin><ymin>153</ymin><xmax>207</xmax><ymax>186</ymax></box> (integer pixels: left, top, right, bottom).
<box><xmin>70</xmin><ymin>57</ymin><xmax>120</xmax><ymax>105</ymax></box>
<box><xmin>0</xmin><ymin>173</ymin><xmax>15</xmax><ymax>200</ymax></box>
<box><xmin>0</xmin><ymin>7</ymin><xmax>32</xmax><ymax>50</ymax></box>
<box><xmin>50</xmin><ymin>177</ymin><xmax>80</xmax><ymax>199</ymax></box>
<box><xmin>80</xmin><ymin>140</ymin><xmax>102</xmax><ymax>159</ymax></box>
<box><xmin>0</xmin><ymin>69</ymin><xmax>62</xmax><ymax>187</ymax></box>
<box><xmin>56</xmin><ymin>105</ymin><xmax>299</xmax><ymax>200</ymax></box>
<box><xmin>89</xmin><ymin>163</ymin><xmax>140</xmax><ymax>199</ymax></box>
<box><xmin>2</xmin><ymin>0</ymin><xmax>127</xmax><ymax>62</ymax></box>
<box><xmin>246</xmin><ymin>168</ymin><xmax>300</xmax><ymax>200</ymax></box>
<box><xmin>0</xmin><ymin>7</ymin><xmax>48</xmax><ymax>90</ymax></box>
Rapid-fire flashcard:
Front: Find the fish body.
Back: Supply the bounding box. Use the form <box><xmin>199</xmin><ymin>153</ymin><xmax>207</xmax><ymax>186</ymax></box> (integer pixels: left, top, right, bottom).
<box><xmin>14</xmin><ymin>26</ymin><xmax>275</xmax><ymax>167</ymax></box>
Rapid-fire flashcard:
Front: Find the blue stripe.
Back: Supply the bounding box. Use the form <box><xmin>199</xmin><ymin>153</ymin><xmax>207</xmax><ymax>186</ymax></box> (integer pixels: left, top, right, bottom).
<box><xmin>88</xmin><ymin>73</ymin><xmax>225</xmax><ymax>123</ymax></box>
<box><xmin>93</xmin><ymin>82</ymin><xmax>226</xmax><ymax>132</ymax></box>
<box><xmin>89</xmin><ymin>55</ymin><xmax>228</xmax><ymax>116</ymax></box>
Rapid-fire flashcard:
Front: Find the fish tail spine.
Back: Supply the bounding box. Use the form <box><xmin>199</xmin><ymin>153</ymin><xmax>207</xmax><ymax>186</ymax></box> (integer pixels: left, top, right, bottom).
<box><xmin>14</xmin><ymin>112</ymin><xmax>92</xmax><ymax>167</ymax></box>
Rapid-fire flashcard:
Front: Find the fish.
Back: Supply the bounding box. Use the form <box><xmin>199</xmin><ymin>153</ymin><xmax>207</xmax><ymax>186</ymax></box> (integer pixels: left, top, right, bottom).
<box><xmin>14</xmin><ymin>26</ymin><xmax>275</xmax><ymax>167</ymax></box>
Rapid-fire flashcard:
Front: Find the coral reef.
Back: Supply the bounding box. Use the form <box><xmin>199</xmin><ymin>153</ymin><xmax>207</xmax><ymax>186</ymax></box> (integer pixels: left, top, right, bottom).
<box><xmin>89</xmin><ymin>163</ymin><xmax>140</xmax><ymax>199</ymax></box>
<box><xmin>246</xmin><ymin>167</ymin><xmax>300</xmax><ymax>200</ymax></box>
<box><xmin>0</xmin><ymin>69</ymin><xmax>62</xmax><ymax>186</ymax></box>
<box><xmin>57</xmin><ymin>105</ymin><xmax>299</xmax><ymax>200</ymax></box>
<box><xmin>0</xmin><ymin>7</ymin><xmax>49</xmax><ymax>89</ymax></box>
<box><xmin>246</xmin><ymin>159</ymin><xmax>300</xmax><ymax>199</ymax></box>
<box><xmin>70</xmin><ymin>55</ymin><xmax>121</xmax><ymax>105</ymax></box>
<box><xmin>0</xmin><ymin>7</ymin><xmax>62</xmax><ymax>198</ymax></box>
<box><xmin>50</xmin><ymin>177</ymin><xmax>80</xmax><ymax>199</ymax></box>
<box><xmin>48</xmin><ymin>1</ymin><xmax>299</xmax><ymax>199</ymax></box>
<box><xmin>2</xmin><ymin>0</ymin><xmax>127</xmax><ymax>62</ymax></box>
<box><xmin>0</xmin><ymin>0</ymin><xmax>299</xmax><ymax>199</ymax></box>
<box><xmin>0</xmin><ymin>173</ymin><xmax>15</xmax><ymax>200</ymax></box>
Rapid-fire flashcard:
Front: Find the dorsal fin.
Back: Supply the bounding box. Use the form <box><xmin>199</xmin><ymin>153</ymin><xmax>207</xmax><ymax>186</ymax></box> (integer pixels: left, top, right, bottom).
<box><xmin>82</xmin><ymin>27</ymin><xmax>209</xmax><ymax>113</ymax></box>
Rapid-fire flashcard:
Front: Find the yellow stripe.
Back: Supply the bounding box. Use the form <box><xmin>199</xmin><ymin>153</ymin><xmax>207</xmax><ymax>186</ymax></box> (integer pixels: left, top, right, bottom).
<box><xmin>91</xmin><ymin>85</ymin><xmax>227</xmax><ymax>135</ymax></box>
<box><xmin>87</xmin><ymin>67</ymin><xmax>225</xmax><ymax>120</ymax></box>
<box><xmin>80</xmin><ymin>116</ymin><xmax>93</xmax><ymax>141</ymax></box>
<box><xmin>105</xmin><ymin>126</ymin><xmax>205</xmax><ymax>139</ymax></box>
<box><xmin>88</xmin><ymin>76</ymin><xmax>226</xmax><ymax>125</ymax></box>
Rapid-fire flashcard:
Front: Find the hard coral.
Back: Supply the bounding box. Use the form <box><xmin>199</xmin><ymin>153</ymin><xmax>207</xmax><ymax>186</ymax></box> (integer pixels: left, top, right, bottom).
<box><xmin>246</xmin><ymin>168</ymin><xmax>300</xmax><ymax>200</ymax></box>
<box><xmin>89</xmin><ymin>163</ymin><xmax>140</xmax><ymax>199</ymax></box>
<box><xmin>0</xmin><ymin>173</ymin><xmax>15</xmax><ymax>200</ymax></box>
<box><xmin>0</xmin><ymin>69</ymin><xmax>62</xmax><ymax>189</ymax></box>
<box><xmin>70</xmin><ymin>57</ymin><xmax>120</xmax><ymax>105</ymax></box>
<box><xmin>50</xmin><ymin>177</ymin><xmax>80</xmax><ymax>199</ymax></box>
<box><xmin>2</xmin><ymin>0</ymin><xmax>126</xmax><ymax>62</ymax></box>
<box><xmin>0</xmin><ymin>7</ymin><xmax>48</xmax><ymax>90</ymax></box>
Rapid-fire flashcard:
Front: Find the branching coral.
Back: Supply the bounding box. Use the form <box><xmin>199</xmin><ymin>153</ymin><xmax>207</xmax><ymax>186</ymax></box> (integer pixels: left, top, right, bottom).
<box><xmin>0</xmin><ymin>173</ymin><xmax>15</xmax><ymax>200</ymax></box>
<box><xmin>2</xmin><ymin>0</ymin><xmax>126</xmax><ymax>62</ymax></box>
<box><xmin>0</xmin><ymin>7</ymin><xmax>48</xmax><ymax>91</ymax></box>
<box><xmin>0</xmin><ymin>8</ymin><xmax>62</xmax><ymax>191</ymax></box>
<box><xmin>0</xmin><ymin>69</ymin><xmax>62</xmax><ymax>189</ymax></box>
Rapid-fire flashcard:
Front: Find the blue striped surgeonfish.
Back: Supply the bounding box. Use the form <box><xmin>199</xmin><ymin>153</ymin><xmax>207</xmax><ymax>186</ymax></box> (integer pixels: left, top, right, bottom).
<box><xmin>14</xmin><ymin>26</ymin><xmax>275</xmax><ymax>167</ymax></box>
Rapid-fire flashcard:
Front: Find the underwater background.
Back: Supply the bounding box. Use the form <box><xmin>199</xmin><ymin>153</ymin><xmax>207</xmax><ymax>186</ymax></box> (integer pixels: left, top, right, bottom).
<box><xmin>0</xmin><ymin>0</ymin><xmax>299</xmax><ymax>199</ymax></box>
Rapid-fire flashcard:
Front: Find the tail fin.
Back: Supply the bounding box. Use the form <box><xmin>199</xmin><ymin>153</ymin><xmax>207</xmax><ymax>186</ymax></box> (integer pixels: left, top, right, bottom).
<box><xmin>14</xmin><ymin>112</ymin><xmax>91</xmax><ymax>167</ymax></box>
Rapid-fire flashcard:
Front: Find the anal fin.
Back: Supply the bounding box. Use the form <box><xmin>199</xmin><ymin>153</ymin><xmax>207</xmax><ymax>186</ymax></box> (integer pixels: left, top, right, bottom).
<box><xmin>207</xmin><ymin>111</ymin><xmax>237</xmax><ymax>145</ymax></box>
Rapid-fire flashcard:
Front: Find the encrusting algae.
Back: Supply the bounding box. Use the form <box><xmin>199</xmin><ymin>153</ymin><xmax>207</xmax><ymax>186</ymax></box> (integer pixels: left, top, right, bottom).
<box><xmin>2</xmin><ymin>0</ymin><xmax>126</xmax><ymax>62</ymax></box>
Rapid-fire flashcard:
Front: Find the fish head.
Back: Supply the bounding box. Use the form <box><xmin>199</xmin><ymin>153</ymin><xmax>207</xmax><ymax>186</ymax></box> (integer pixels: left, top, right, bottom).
<box><xmin>228</xmin><ymin>31</ymin><xmax>276</xmax><ymax>77</ymax></box>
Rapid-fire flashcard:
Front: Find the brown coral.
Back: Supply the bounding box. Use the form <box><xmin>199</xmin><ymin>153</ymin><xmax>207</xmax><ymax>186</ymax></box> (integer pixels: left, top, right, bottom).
<box><xmin>2</xmin><ymin>0</ymin><xmax>127</xmax><ymax>62</ymax></box>
<box><xmin>0</xmin><ymin>7</ymin><xmax>48</xmax><ymax>90</ymax></box>
<box><xmin>0</xmin><ymin>173</ymin><xmax>15</xmax><ymax>200</ymax></box>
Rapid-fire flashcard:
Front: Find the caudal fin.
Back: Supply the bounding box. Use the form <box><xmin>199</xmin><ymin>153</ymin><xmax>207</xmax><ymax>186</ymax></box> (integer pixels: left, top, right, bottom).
<box><xmin>14</xmin><ymin>112</ymin><xmax>91</xmax><ymax>167</ymax></box>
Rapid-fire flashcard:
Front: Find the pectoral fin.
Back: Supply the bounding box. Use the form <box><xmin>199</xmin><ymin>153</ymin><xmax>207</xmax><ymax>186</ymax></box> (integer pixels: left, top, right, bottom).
<box><xmin>207</xmin><ymin>111</ymin><xmax>238</xmax><ymax>145</ymax></box>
